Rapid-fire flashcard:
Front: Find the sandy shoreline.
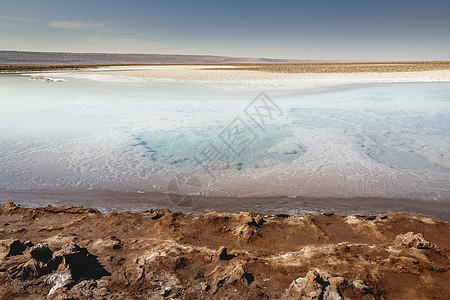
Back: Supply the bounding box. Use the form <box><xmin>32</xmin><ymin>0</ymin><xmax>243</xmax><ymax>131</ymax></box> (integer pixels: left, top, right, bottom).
<box><xmin>65</xmin><ymin>64</ymin><xmax>450</xmax><ymax>90</ymax></box>
<box><xmin>3</xmin><ymin>61</ymin><xmax>449</xmax><ymax>90</ymax></box>
<box><xmin>1</xmin><ymin>189</ymin><xmax>449</xmax><ymax>221</ymax></box>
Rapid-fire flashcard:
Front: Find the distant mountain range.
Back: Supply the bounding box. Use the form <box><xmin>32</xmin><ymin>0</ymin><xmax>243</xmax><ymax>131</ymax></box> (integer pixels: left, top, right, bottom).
<box><xmin>0</xmin><ymin>50</ymin><xmax>303</xmax><ymax>65</ymax></box>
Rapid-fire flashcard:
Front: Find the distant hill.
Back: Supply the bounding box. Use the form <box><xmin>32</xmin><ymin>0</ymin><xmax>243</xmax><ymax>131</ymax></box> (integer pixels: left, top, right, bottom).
<box><xmin>0</xmin><ymin>51</ymin><xmax>302</xmax><ymax>65</ymax></box>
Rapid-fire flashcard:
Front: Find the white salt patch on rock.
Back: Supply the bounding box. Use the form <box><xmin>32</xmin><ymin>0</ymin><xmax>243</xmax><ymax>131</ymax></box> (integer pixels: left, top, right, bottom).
<box><xmin>47</xmin><ymin>273</ymin><xmax>72</xmax><ymax>295</ymax></box>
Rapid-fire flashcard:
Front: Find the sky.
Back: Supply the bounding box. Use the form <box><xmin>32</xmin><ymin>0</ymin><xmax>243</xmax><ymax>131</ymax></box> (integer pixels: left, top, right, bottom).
<box><xmin>1</xmin><ymin>0</ymin><xmax>449</xmax><ymax>60</ymax></box>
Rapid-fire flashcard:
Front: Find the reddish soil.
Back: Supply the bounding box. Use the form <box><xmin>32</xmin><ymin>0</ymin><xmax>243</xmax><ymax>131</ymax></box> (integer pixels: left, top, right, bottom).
<box><xmin>0</xmin><ymin>202</ymin><xmax>448</xmax><ymax>299</ymax></box>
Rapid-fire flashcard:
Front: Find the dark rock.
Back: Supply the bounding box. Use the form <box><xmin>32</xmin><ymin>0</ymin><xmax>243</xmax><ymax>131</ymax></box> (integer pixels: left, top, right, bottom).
<box><xmin>243</xmin><ymin>272</ymin><xmax>254</xmax><ymax>284</ymax></box>
<box><xmin>174</xmin><ymin>257</ymin><xmax>187</xmax><ymax>270</ymax></box>
<box><xmin>7</xmin><ymin>240</ymin><xmax>26</xmax><ymax>256</ymax></box>
<box><xmin>24</xmin><ymin>241</ymin><xmax>34</xmax><ymax>248</ymax></box>
<box><xmin>53</xmin><ymin>243</ymin><xmax>111</xmax><ymax>281</ymax></box>
<box><xmin>377</xmin><ymin>214</ymin><xmax>388</xmax><ymax>219</ymax></box>
<box><xmin>150</xmin><ymin>211</ymin><xmax>163</xmax><ymax>220</ymax></box>
<box><xmin>248</xmin><ymin>215</ymin><xmax>265</xmax><ymax>227</ymax></box>
<box><xmin>30</xmin><ymin>243</ymin><xmax>53</xmax><ymax>263</ymax></box>
<box><xmin>218</xmin><ymin>247</ymin><xmax>236</xmax><ymax>260</ymax></box>
<box><xmin>275</xmin><ymin>214</ymin><xmax>290</xmax><ymax>218</ymax></box>
<box><xmin>110</xmin><ymin>236</ymin><xmax>122</xmax><ymax>249</ymax></box>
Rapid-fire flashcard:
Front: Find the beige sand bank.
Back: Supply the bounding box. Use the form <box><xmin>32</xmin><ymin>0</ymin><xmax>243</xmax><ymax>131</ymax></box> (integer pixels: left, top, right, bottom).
<box><xmin>75</xmin><ymin>64</ymin><xmax>450</xmax><ymax>90</ymax></box>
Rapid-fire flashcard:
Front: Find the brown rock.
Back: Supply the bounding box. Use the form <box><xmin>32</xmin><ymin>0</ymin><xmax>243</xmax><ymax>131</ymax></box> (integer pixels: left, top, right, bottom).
<box><xmin>0</xmin><ymin>201</ymin><xmax>20</xmax><ymax>213</ymax></box>
<box><xmin>233</xmin><ymin>212</ymin><xmax>265</xmax><ymax>242</ymax></box>
<box><xmin>282</xmin><ymin>269</ymin><xmax>345</xmax><ymax>299</ymax></box>
<box><xmin>394</xmin><ymin>232</ymin><xmax>436</xmax><ymax>249</ymax></box>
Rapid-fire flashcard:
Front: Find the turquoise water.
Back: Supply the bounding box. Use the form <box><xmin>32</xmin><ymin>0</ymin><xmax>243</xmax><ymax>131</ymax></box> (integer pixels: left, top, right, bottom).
<box><xmin>0</xmin><ymin>74</ymin><xmax>449</xmax><ymax>201</ymax></box>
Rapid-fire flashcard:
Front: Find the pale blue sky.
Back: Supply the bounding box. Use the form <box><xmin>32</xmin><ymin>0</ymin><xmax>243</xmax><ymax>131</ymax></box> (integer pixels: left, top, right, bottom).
<box><xmin>1</xmin><ymin>0</ymin><xmax>449</xmax><ymax>60</ymax></box>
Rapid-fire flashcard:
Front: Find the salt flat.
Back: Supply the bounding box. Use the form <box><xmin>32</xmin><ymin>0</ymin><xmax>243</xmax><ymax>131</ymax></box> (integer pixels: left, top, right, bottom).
<box><xmin>1</xmin><ymin>72</ymin><xmax>449</xmax><ymax>204</ymax></box>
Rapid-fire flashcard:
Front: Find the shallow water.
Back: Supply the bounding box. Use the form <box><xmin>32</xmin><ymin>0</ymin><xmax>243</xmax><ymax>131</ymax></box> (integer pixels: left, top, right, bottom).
<box><xmin>0</xmin><ymin>74</ymin><xmax>449</xmax><ymax>204</ymax></box>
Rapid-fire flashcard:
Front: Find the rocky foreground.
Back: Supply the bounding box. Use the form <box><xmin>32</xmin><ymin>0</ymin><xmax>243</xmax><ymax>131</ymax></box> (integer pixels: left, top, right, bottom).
<box><xmin>0</xmin><ymin>202</ymin><xmax>448</xmax><ymax>299</ymax></box>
